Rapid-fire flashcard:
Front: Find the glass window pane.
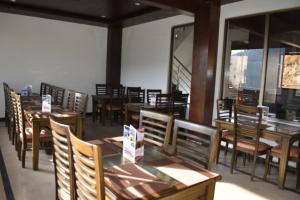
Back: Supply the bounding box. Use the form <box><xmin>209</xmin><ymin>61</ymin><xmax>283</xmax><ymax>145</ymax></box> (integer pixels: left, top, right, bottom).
<box><xmin>263</xmin><ymin>10</ymin><xmax>300</xmax><ymax>121</ymax></box>
<box><xmin>223</xmin><ymin>15</ymin><xmax>265</xmax><ymax>106</ymax></box>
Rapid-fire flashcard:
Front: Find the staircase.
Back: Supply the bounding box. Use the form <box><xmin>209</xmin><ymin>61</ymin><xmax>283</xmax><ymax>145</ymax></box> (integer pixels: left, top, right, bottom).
<box><xmin>171</xmin><ymin>56</ymin><xmax>192</xmax><ymax>94</ymax></box>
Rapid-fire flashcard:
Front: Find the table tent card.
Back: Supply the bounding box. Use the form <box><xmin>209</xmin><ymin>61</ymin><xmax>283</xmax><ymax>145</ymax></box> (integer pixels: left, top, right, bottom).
<box><xmin>123</xmin><ymin>125</ymin><xmax>144</xmax><ymax>162</ymax></box>
<box><xmin>42</xmin><ymin>95</ymin><xmax>52</xmax><ymax>113</ymax></box>
<box><xmin>21</xmin><ymin>84</ymin><xmax>32</xmax><ymax>96</ymax></box>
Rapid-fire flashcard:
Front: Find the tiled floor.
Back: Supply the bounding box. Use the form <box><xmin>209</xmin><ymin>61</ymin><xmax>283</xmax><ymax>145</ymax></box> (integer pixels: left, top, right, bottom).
<box><xmin>0</xmin><ymin>118</ymin><xmax>299</xmax><ymax>200</ymax></box>
<box><xmin>0</xmin><ymin>172</ymin><xmax>6</xmax><ymax>200</ymax></box>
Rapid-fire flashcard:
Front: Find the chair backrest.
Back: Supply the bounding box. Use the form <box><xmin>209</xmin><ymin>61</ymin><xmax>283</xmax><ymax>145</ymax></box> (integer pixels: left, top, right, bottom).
<box><xmin>216</xmin><ymin>98</ymin><xmax>233</xmax><ymax>119</ymax></box>
<box><xmin>139</xmin><ymin>110</ymin><xmax>173</xmax><ymax>152</ymax></box>
<box><xmin>15</xmin><ymin>93</ymin><xmax>26</xmax><ymax>144</ymax></box>
<box><xmin>108</xmin><ymin>85</ymin><xmax>123</xmax><ymax>97</ymax></box>
<box><xmin>126</xmin><ymin>87</ymin><xmax>141</xmax><ymax>96</ymax></box>
<box><xmin>146</xmin><ymin>89</ymin><xmax>161</xmax><ymax>104</ymax></box>
<box><xmin>96</xmin><ymin>84</ymin><xmax>107</xmax><ymax>96</ymax></box>
<box><xmin>50</xmin><ymin>117</ymin><xmax>75</xmax><ymax>200</ymax></box>
<box><xmin>172</xmin><ymin>93</ymin><xmax>189</xmax><ymax>119</ymax></box>
<box><xmin>155</xmin><ymin>94</ymin><xmax>173</xmax><ymax>114</ymax></box>
<box><xmin>51</xmin><ymin>86</ymin><xmax>65</xmax><ymax>106</ymax></box>
<box><xmin>171</xmin><ymin>119</ymin><xmax>217</xmax><ymax>169</ymax></box>
<box><xmin>69</xmin><ymin>131</ymin><xmax>105</xmax><ymax>200</ymax></box>
<box><xmin>3</xmin><ymin>82</ymin><xmax>9</xmax><ymax>116</ymax></box>
<box><xmin>40</xmin><ymin>82</ymin><xmax>47</xmax><ymax>96</ymax></box>
<box><xmin>10</xmin><ymin>90</ymin><xmax>19</xmax><ymax>135</ymax></box>
<box><xmin>128</xmin><ymin>89</ymin><xmax>145</xmax><ymax>103</ymax></box>
<box><xmin>66</xmin><ymin>90</ymin><xmax>76</xmax><ymax>111</ymax></box>
<box><xmin>234</xmin><ymin>104</ymin><xmax>263</xmax><ymax>144</ymax></box>
<box><xmin>74</xmin><ymin>92</ymin><xmax>88</xmax><ymax>116</ymax></box>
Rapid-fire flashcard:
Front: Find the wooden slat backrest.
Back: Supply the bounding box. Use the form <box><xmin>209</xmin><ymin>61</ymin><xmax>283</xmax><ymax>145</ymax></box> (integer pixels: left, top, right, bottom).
<box><xmin>108</xmin><ymin>86</ymin><xmax>123</xmax><ymax>97</ymax></box>
<box><xmin>171</xmin><ymin>119</ymin><xmax>217</xmax><ymax>170</ymax></box>
<box><xmin>128</xmin><ymin>89</ymin><xmax>145</xmax><ymax>103</ymax></box>
<box><xmin>216</xmin><ymin>99</ymin><xmax>233</xmax><ymax>119</ymax></box>
<box><xmin>126</xmin><ymin>87</ymin><xmax>141</xmax><ymax>97</ymax></box>
<box><xmin>40</xmin><ymin>82</ymin><xmax>47</xmax><ymax>96</ymax></box>
<box><xmin>51</xmin><ymin>86</ymin><xmax>65</xmax><ymax>106</ymax></box>
<box><xmin>234</xmin><ymin>104</ymin><xmax>263</xmax><ymax>150</ymax></box>
<box><xmin>172</xmin><ymin>93</ymin><xmax>189</xmax><ymax>119</ymax></box>
<box><xmin>50</xmin><ymin>118</ymin><xmax>75</xmax><ymax>200</ymax></box>
<box><xmin>74</xmin><ymin>92</ymin><xmax>88</xmax><ymax>116</ymax></box>
<box><xmin>15</xmin><ymin>93</ymin><xmax>26</xmax><ymax>145</ymax></box>
<box><xmin>3</xmin><ymin>82</ymin><xmax>9</xmax><ymax>117</ymax></box>
<box><xmin>155</xmin><ymin>94</ymin><xmax>173</xmax><ymax>114</ymax></box>
<box><xmin>139</xmin><ymin>110</ymin><xmax>173</xmax><ymax>153</ymax></box>
<box><xmin>10</xmin><ymin>91</ymin><xmax>19</xmax><ymax>135</ymax></box>
<box><xmin>69</xmin><ymin>132</ymin><xmax>105</xmax><ymax>200</ymax></box>
<box><xmin>66</xmin><ymin>90</ymin><xmax>76</xmax><ymax>111</ymax></box>
<box><xmin>146</xmin><ymin>89</ymin><xmax>161</xmax><ymax>104</ymax></box>
<box><xmin>95</xmin><ymin>84</ymin><xmax>107</xmax><ymax>96</ymax></box>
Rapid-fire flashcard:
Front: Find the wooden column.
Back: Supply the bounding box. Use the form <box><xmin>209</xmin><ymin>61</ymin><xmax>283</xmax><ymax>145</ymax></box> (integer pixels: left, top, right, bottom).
<box><xmin>106</xmin><ymin>23</ymin><xmax>122</xmax><ymax>86</ymax></box>
<box><xmin>189</xmin><ymin>2</ymin><xmax>220</xmax><ymax>126</ymax></box>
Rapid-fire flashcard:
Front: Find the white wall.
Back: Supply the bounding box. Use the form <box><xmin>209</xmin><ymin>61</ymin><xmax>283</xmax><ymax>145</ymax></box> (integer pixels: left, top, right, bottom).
<box><xmin>121</xmin><ymin>15</ymin><xmax>194</xmax><ymax>92</ymax></box>
<box><xmin>213</xmin><ymin>0</ymin><xmax>300</xmax><ymax>123</ymax></box>
<box><xmin>0</xmin><ymin>13</ymin><xmax>108</xmax><ymax>117</ymax></box>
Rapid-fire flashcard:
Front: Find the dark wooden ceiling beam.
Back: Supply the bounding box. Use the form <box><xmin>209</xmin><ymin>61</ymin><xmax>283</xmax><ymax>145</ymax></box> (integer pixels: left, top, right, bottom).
<box><xmin>117</xmin><ymin>8</ymin><xmax>179</xmax><ymax>27</ymax></box>
<box><xmin>139</xmin><ymin>0</ymin><xmax>213</xmax><ymax>14</ymax></box>
<box><xmin>0</xmin><ymin>2</ymin><xmax>109</xmax><ymax>27</ymax></box>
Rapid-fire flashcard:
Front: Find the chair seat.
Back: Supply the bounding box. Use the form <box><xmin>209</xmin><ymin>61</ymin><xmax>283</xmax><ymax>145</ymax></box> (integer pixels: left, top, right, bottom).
<box><xmin>271</xmin><ymin>145</ymin><xmax>300</xmax><ymax>159</ymax></box>
<box><xmin>20</xmin><ymin>126</ymin><xmax>52</xmax><ymax>141</ymax></box>
<box><xmin>106</xmin><ymin>104</ymin><xmax>122</xmax><ymax>111</ymax></box>
<box><xmin>130</xmin><ymin>114</ymin><xmax>140</xmax><ymax>121</ymax></box>
<box><xmin>222</xmin><ymin>130</ymin><xmax>234</xmax><ymax>142</ymax></box>
<box><xmin>237</xmin><ymin>139</ymin><xmax>271</xmax><ymax>153</ymax></box>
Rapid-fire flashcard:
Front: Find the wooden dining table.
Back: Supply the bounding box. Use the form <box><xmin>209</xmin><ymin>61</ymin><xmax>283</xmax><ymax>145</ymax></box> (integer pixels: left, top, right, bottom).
<box><xmin>22</xmin><ymin>97</ymin><xmax>83</xmax><ymax>170</ymax></box>
<box><xmin>124</xmin><ymin>103</ymin><xmax>156</xmax><ymax>124</ymax></box>
<box><xmin>215</xmin><ymin>116</ymin><xmax>300</xmax><ymax>189</ymax></box>
<box><xmin>100</xmin><ymin>136</ymin><xmax>221</xmax><ymax>200</ymax></box>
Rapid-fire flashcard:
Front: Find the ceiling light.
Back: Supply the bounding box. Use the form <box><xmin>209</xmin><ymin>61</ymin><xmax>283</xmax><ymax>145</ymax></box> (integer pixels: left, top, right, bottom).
<box><xmin>101</xmin><ymin>15</ymin><xmax>106</xmax><ymax>18</ymax></box>
<box><xmin>134</xmin><ymin>2</ymin><xmax>141</xmax><ymax>6</ymax></box>
<box><xmin>11</xmin><ymin>0</ymin><xmax>16</xmax><ymax>2</ymax></box>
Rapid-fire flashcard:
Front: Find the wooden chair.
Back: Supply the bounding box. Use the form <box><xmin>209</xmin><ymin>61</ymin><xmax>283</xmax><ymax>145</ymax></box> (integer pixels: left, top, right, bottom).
<box><xmin>3</xmin><ymin>82</ymin><xmax>10</xmax><ymax>127</ymax></box>
<box><xmin>14</xmin><ymin>93</ymin><xmax>52</xmax><ymax>168</ymax></box>
<box><xmin>51</xmin><ymin>86</ymin><xmax>65</xmax><ymax>106</ymax></box>
<box><xmin>231</xmin><ymin>104</ymin><xmax>271</xmax><ymax>180</ymax></box>
<box><xmin>172</xmin><ymin>93</ymin><xmax>189</xmax><ymax>119</ymax></box>
<box><xmin>216</xmin><ymin>98</ymin><xmax>234</xmax><ymax>163</ymax></box>
<box><xmin>171</xmin><ymin>119</ymin><xmax>217</xmax><ymax>170</ymax></box>
<box><xmin>66</xmin><ymin>90</ymin><xmax>76</xmax><ymax>111</ymax></box>
<box><xmin>40</xmin><ymin>82</ymin><xmax>47</xmax><ymax>96</ymax></box>
<box><xmin>6</xmin><ymin>87</ymin><xmax>14</xmax><ymax>142</ymax></box>
<box><xmin>69</xmin><ymin>131</ymin><xmax>106</xmax><ymax>200</ymax></box>
<box><xmin>264</xmin><ymin>140</ymin><xmax>300</xmax><ymax>189</ymax></box>
<box><xmin>74</xmin><ymin>92</ymin><xmax>88</xmax><ymax>116</ymax></box>
<box><xmin>50</xmin><ymin>117</ymin><xmax>75</xmax><ymax>200</ymax></box>
<box><xmin>96</xmin><ymin>84</ymin><xmax>108</xmax><ymax>96</ymax></box>
<box><xmin>128</xmin><ymin>89</ymin><xmax>145</xmax><ymax>104</ymax></box>
<box><xmin>139</xmin><ymin>110</ymin><xmax>173</xmax><ymax>153</ymax></box>
<box><xmin>146</xmin><ymin>89</ymin><xmax>161</xmax><ymax>104</ymax></box>
<box><xmin>10</xmin><ymin>90</ymin><xmax>19</xmax><ymax>147</ymax></box>
<box><xmin>106</xmin><ymin>91</ymin><xmax>124</xmax><ymax>126</ymax></box>
<box><xmin>155</xmin><ymin>94</ymin><xmax>173</xmax><ymax>114</ymax></box>
<box><xmin>126</xmin><ymin>87</ymin><xmax>141</xmax><ymax>96</ymax></box>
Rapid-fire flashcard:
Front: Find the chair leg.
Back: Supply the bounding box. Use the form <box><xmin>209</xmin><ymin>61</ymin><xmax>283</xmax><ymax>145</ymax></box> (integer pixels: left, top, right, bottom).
<box><xmin>224</xmin><ymin>142</ymin><xmax>229</xmax><ymax>156</ymax></box>
<box><xmin>251</xmin><ymin>153</ymin><xmax>258</xmax><ymax>181</ymax></box>
<box><xmin>216</xmin><ymin>139</ymin><xmax>222</xmax><ymax>164</ymax></box>
<box><xmin>264</xmin><ymin>151</ymin><xmax>271</xmax><ymax>180</ymax></box>
<box><xmin>230</xmin><ymin>148</ymin><xmax>236</xmax><ymax>174</ymax></box>
<box><xmin>296</xmin><ymin>161</ymin><xmax>300</xmax><ymax>189</ymax></box>
<box><xmin>242</xmin><ymin>153</ymin><xmax>246</xmax><ymax>166</ymax></box>
<box><xmin>21</xmin><ymin>143</ymin><xmax>26</xmax><ymax>168</ymax></box>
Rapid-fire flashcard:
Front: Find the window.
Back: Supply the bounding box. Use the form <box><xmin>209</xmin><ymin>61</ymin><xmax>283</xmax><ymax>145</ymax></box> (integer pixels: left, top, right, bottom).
<box><xmin>222</xmin><ymin>9</ymin><xmax>300</xmax><ymax>121</ymax></box>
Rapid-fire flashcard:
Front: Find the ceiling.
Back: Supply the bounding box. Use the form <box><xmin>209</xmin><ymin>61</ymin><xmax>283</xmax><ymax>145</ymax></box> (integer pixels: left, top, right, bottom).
<box><xmin>0</xmin><ymin>0</ymin><xmax>179</xmax><ymax>27</ymax></box>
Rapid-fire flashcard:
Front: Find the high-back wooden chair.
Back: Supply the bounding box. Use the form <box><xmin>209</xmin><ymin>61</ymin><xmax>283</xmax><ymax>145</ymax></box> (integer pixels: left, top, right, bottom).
<box><xmin>232</xmin><ymin>104</ymin><xmax>271</xmax><ymax>180</ymax></box>
<box><xmin>216</xmin><ymin>98</ymin><xmax>234</xmax><ymax>163</ymax></box>
<box><xmin>126</xmin><ymin>87</ymin><xmax>141</xmax><ymax>96</ymax></box>
<box><xmin>66</xmin><ymin>90</ymin><xmax>76</xmax><ymax>111</ymax></box>
<box><xmin>139</xmin><ymin>110</ymin><xmax>173</xmax><ymax>153</ymax></box>
<box><xmin>6</xmin><ymin>87</ymin><xmax>14</xmax><ymax>142</ymax></box>
<box><xmin>96</xmin><ymin>84</ymin><xmax>108</xmax><ymax>96</ymax></box>
<box><xmin>171</xmin><ymin>119</ymin><xmax>217</xmax><ymax>169</ymax></box>
<box><xmin>3</xmin><ymin>82</ymin><xmax>10</xmax><ymax>127</ymax></box>
<box><xmin>74</xmin><ymin>92</ymin><xmax>88</xmax><ymax>116</ymax></box>
<box><xmin>128</xmin><ymin>89</ymin><xmax>145</xmax><ymax>103</ymax></box>
<box><xmin>51</xmin><ymin>86</ymin><xmax>65</xmax><ymax>106</ymax></box>
<box><xmin>146</xmin><ymin>89</ymin><xmax>161</xmax><ymax>104</ymax></box>
<box><xmin>50</xmin><ymin>117</ymin><xmax>75</xmax><ymax>200</ymax></box>
<box><xmin>155</xmin><ymin>94</ymin><xmax>173</xmax><ymax>114</ymax></box>
<box><xmin>15</xmin><ymin>93</ymin><xmax>52</xmax><ymax>168</ymax></box>
<box><xmin>40</xmin><ymin>82</ymin><xmax>47</xmax><ymax>96</ymax></box>
<box><xmin>10</xmin><ymin>90</ymin><xmax>19</xmax><ymax>147</ymax></box>
<box><xmin>69</xmin><ymin>131</ymin><xmax>105</xmax><ymax>200</ymax></box>
<box><xmin>172</xmin><ymin>93</ymin><xmax>189</xmax><ymax>119</ymax></box>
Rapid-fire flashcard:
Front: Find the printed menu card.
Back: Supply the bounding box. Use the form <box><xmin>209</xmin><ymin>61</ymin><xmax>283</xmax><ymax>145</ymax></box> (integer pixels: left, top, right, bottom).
<box><xmin>122</xmin><ymin>125</ymin><xmax>144</xmax><ymax>162</ymax></box>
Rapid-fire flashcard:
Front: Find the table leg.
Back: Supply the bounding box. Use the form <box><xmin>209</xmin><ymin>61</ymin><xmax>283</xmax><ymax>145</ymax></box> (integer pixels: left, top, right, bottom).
<box><xmin>278</xmin><ymin>137</ymin><xmax>290</xmax><ymax>189</ymax></box>
<box><xmin>125</xmin><ymin>104</ymin><xmax>128</xmax><ymax>125</ymax></box>
<box><xmin>77</xmin><ymin>116</ymin><xmax>83</xmax><ymax>139</ymax></box>
<box><xmin>92</xmin><ymin>99</ymin><xmax>96</xmax><ymax>122</ymax></box>
<box><xmin>102</xmin><ymin>100</ymin><xmax>106</xmax><ymax>126</ymax></box>
<box><xmin>32</xmin><ymin>121</ymin><xmax>40</xmax><ymax>170</ymax></box>
<box><xmin>215</xmin><ymin>126</ymin><xmax>222</xmax><ymax>164</ymax></box>
<box><xmin>206</xmin><ymin>183</ymin><xmax>216</xmax><ymax>200</ymax></box>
